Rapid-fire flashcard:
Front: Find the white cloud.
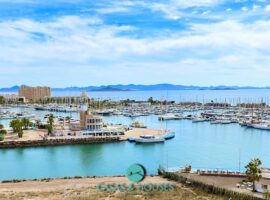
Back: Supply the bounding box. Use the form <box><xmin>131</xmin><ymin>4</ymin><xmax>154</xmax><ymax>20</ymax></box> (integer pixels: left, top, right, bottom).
<box><xmin>241</xmin><ymin>6</ymin><xmax>248</xmax><ymax>11</ymax></box>
<box><xmin>1</xmin><ymin>16</ymin><xmax>270</xmax><ymax>86</ymax></box>
<box><xmin>96</xmin><ymin>7</ymin><xmax>130</xmax><ymax>14</ymax></box>
<box><xmin>202</xmin><ymin>10</ymin><xmax>211</xmax><ymax>15</ymax></box>
<box><xmin>150</xmin><ymin>3</ymin><xmax>183</xmax><ymax>20</ymax></box>
<box><xmin>168</xmin><ymin>0</ymin><xmax>223</xmax><ymax>8</ymax></box>
<box><xmin>265</xmin><ymin>5</ymin><xmax>270</xmax><ymax>11</ymax></box>
<box><xmin>252</xmin><ymin>5</ymin><xmax>261</xmax><ymax>10</ymax></box>
<box><xmin>97</xmin><ymin>0</ymin><xmax>224</xmax><ymax>20</ymax></box>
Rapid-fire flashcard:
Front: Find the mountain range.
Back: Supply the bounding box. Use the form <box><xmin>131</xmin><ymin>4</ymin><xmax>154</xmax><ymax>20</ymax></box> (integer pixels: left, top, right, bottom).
<box><xmin>0</xmin><ymin>84</ymin><xmax>270</xmax><ymax>92</ymax></box>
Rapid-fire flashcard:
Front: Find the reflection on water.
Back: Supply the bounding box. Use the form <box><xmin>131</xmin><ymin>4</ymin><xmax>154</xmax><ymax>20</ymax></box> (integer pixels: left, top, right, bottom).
<box><xmin>77</xmin><ymin>144</ymin><xmax>103</xmax><ymax>168</ymax></box>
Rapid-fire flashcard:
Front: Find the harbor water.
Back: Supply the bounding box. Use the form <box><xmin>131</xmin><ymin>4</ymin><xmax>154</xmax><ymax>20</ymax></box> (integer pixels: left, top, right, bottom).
<box><xmin>52</xmin><ymin>89</ymin><xmax>270</xmax><ymax>103</ymax></box>
<box><xmin>0</xmin><ymin>108</ymin><xmax>270</xmax><ymax>180</ymax></box>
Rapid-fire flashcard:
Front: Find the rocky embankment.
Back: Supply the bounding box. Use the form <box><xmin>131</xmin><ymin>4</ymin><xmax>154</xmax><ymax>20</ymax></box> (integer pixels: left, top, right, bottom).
<box><xmin>0</xmin><ymin>137</ymin><xmax>121</xmax><ymax>149</ymax></box>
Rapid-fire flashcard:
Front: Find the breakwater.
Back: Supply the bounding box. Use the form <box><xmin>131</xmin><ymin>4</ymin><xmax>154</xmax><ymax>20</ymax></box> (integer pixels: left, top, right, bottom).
<box><xmin>0</xmin><ymin>137</ymin><xmax>121</xmax><ymax>149</ymax></box>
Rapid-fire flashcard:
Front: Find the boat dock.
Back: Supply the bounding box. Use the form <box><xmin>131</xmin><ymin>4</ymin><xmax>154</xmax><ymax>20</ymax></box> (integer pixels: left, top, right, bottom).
<box><xmin>122</xmin><ymin>128</ymin><xmax>166</xmax><ymax>140</ymax></box>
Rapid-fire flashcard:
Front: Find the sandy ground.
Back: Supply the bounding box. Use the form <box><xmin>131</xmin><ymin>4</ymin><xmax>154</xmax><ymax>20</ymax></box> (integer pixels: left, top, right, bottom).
<box><xmin>1</xmin><ymin>128</ymin><xmax>165</xmax><ymax>142</ymax></box>
<box><xmin>123</xmin><ymin>128</ymin><xmax>165</xmax><ymax>139</ymax></box>
<box><xmin>0</xmin><ymin>176</ymin><xmax>225</xmax><ymax>200</ymax></box>
<box><xmin>0</xmin><ymin>176</ymin><xmax>169</xmax><ymax>193</ymax></box>
<box><xmin>1</xmin><ymin>130</ymin><xmax>46</xmax><ymax>142</ymax></box>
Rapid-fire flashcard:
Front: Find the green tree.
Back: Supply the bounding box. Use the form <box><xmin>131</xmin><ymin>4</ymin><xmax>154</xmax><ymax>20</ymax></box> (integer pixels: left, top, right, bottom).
<box><xmin>47</xmin><ymin>114</ymin><xmax>54</xmax><ymax>135</ymax></box>
<box><xmin>0</xmin><ymin>124</ymin><xmax>6</xmax><ymax>141</ymax></box>
<box><xmin>10</xmin><ymin>119</ymin><xmax>19</xmax><ymax>133</ymax></box>
<box><xmin>0</xmin><ymin>96</ymin><xmax>4</xmax><ymax>104</ymax></box>
<box><xmin>21</xmin><ymin>118</ymin><xmax>30</xmax><ymax>130</ymax></box>
<box><xmin>9</xmin><ymin>119</ymin><xmax>24</xmax><ymax>138</ymax></box>
<box><xmin>148</xmin><ymin>97</ymin><xmax>154</xmax><ymax>104</ymax></box>
<box><xmin>264</xmin><ymin>191</ymin><xmax>270</xmax><ymax>200</ymax></box>
<box><xmin>245</xmin><ymin>158</ymin><xmax>262</xmax><ymax>192</ymax></box>
<box><xmin>65</xmin><ymin>116</ymin><xmax>71</xmax><ymax>124</ymax></box>
<box><xmin>0</xmin><ymin>129</ymin><xmax>7</xmax><ymax>135</ymax></box>
<box><xmin>16</xmin><ymin>121</ymin><xmax>23</xmax><ymax>138</ymax></box>
<box><xmin>35</xmin><ymin>119</ymin><xmax>41</xmax><ymax>129</ymax></box>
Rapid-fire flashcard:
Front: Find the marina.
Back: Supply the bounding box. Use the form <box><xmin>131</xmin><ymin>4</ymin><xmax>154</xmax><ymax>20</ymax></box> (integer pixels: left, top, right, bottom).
<box><xmin>2</xmin><ymin>0</ymin><xmax>270</xmax><ymax>198</ymax></box>
<box><xmin>1</xmin><ymin>90</ymin><xmax>270</xmax><ymax>180</ymax></box>
<box><xmin>0</xmin><ymin>103</ymin><xmax>270</xmax><ymax>180</ymax></box>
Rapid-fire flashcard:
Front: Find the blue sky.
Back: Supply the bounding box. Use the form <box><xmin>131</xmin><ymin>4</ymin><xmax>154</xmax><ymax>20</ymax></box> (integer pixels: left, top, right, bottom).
<box><xmin>0</xmin><ymin>0</ymin><xmax>270</xmax><ymax>87</ymax></box>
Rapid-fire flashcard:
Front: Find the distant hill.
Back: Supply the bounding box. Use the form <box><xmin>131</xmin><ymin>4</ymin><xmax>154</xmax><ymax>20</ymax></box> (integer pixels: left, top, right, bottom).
<box><xmin>91</xmin><ymin>86</ymin><xmax>133</xmax><ymax>92</ymax></box>
<box><xmin>1</xmin><ymin>84</ymin><xmax>270</xmax><ymax>93</ymax></box>
<box><xmin>0</xmin><ymin>85</ymin><xmax>19</xmax><ymax>92</ymax></box>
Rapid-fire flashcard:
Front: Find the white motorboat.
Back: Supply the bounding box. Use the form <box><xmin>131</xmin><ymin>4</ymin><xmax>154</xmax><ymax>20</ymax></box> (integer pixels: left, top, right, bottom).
<box><xmin>192</xmin><ymin>117</ymin><xmax>206</xmax><ymax>123</ymax></box>
<box><xmin>252</xmin><ymin>124</ymin><xmax>270</xmax><ymax>131</ymax></box>
<box><xmin>158</xmin><ymin>113</ymin><xmax>180</xmax><ymax>121</ymax></box>
<box><xmin>135</xmin><ymin>135</ymin><xmax>165</xmax><ymax>143</ymax></box>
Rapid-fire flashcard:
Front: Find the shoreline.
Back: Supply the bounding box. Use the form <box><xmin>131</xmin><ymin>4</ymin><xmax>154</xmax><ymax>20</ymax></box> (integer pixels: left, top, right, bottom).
<box><xmin>0</xmin><ymin>175</ymin><xmax>127</xmax><ymax>183</ymax></box>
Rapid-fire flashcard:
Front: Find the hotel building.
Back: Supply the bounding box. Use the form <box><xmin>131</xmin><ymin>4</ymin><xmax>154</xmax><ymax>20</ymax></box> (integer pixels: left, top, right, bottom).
<box><xmin>19</xmin><ymin>86</ymin><xmax>51</xmax><ymax>100</ymax></box>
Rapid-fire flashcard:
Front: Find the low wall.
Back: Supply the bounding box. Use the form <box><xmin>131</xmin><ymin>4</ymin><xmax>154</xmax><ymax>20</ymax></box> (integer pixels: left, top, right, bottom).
<box><xmin>160</xmin><ymin>172</ymin><xmax>263</xmax><ymax>200</ymax></box>
<box><xmin>0</xmin><ymin>137</ymin><xmax>121</xmax><ymax>149</ymax></box>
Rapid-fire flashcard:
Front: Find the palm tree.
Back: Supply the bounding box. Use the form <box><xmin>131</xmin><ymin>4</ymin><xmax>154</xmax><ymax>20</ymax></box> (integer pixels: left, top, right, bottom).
<box><xmin>15</xmin><ymin>120</ymin><xmax>23</xmax><ymax>138</ymax></box>
<box><xmin>10</xmin><ymin>119</ymin><xmax>19</xmax><ymax>133</ymax></box>
<box><xmin>21</xmin><ymin>118</ymin><xmax>30</xmax><ymax>130</ymax></box>
<box><xmin>35</xmin><ymin>119</ymin><xmax>41</xmax><ymax>129</ymax></box>
<box><xmin>47</xmin><ymin>114</ymin><xmax>54</xmax><ymax>135</ymax></box>
<box><xmin>0</xmin><ymin>123</ymin><xmax>6</xmax><ymax>141</ymax></box>
<box><xmin>9</xmin><ymin>119</ymin><xmax>24</xmax><ymax>138</ymax></box>
<box><xmin>245</xmin><ymin>158</ymin><xmax>262</xmax><ymax>192</ymax></box>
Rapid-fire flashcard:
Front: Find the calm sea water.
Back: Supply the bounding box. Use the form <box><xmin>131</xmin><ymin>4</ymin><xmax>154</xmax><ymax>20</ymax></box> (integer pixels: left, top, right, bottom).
<box><xmin>53</xmin><ymin>89</ymin><xmax>270</xmax><ymax>103</ymax></box>
<box><xmin>0</xmin><ymin>107</ymin><xmax>270</xmax><ymax>180</ymax></box>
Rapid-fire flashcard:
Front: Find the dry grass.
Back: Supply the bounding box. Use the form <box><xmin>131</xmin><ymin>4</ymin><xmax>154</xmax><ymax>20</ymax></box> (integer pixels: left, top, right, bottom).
<box><xmin>0</xmin><ymin>176</ymin><xmax>227</xmax><ymax>200</ymax></box>
<box><xmin>0</xmin><ymin>185</ymin><xmax>225</xmax><ymax>200</ymax></box>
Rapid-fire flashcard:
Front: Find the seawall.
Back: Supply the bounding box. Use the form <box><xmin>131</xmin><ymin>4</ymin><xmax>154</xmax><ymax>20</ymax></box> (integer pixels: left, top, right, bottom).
<box><xmin>0</xmin><ymin>137</ymin><xmax>121</xmax><ymax>149</ymax></box>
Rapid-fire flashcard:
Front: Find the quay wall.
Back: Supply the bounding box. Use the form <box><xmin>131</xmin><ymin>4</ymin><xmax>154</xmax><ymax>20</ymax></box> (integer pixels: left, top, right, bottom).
<box><xmin>0</xmin><ymin>137</ymin><xmax>121</xmax><ymax>149</ymax></box>
<box><xmin>160</xmin><ymin>171</ymin><xmax>263</xmax><ymax>200</ymax></box>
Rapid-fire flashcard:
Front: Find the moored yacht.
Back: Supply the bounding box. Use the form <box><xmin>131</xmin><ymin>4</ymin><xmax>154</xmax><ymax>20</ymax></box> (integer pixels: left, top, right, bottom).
<box><xmin>158</xmin><ymin>113</ymin><xmax>181</xmax><ymax>120</ymax></box>
<box><xmin>192</xmin><ymin>117</ymin><xmax>206</xmax><ymax>123</ymax></box>
<box><xmin>252</xmin><ymin>123</ymin><xmax>270</xmax><ymax>130</ymax></box>
<box><xmin>161</xmin><ymin>131</ymin><xmax>175</xmax><ymax>140</ymax></box>
<box><xmin>135</xmin><ymin>135</ymin><xmax>165</xmax><ymax>143</ymax></box>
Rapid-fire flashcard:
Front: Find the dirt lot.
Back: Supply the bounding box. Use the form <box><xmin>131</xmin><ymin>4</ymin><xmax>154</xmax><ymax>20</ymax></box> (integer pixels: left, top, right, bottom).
<box><xmin>1</xmin><ymin>130</ymin><xmax>46</xmax><ymax>142</ymax></box>
<box><xmin>0</xmin><ymin>176</ymin><xmax>225</xmax><ymax>200</ymax></box>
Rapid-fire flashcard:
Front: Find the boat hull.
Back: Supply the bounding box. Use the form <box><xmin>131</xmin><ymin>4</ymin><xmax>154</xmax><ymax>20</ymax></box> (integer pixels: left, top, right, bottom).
<box><xmin>135</xmin><ymin>138</ymin><xmax>165</xmax><ymax>143</ymax></box>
